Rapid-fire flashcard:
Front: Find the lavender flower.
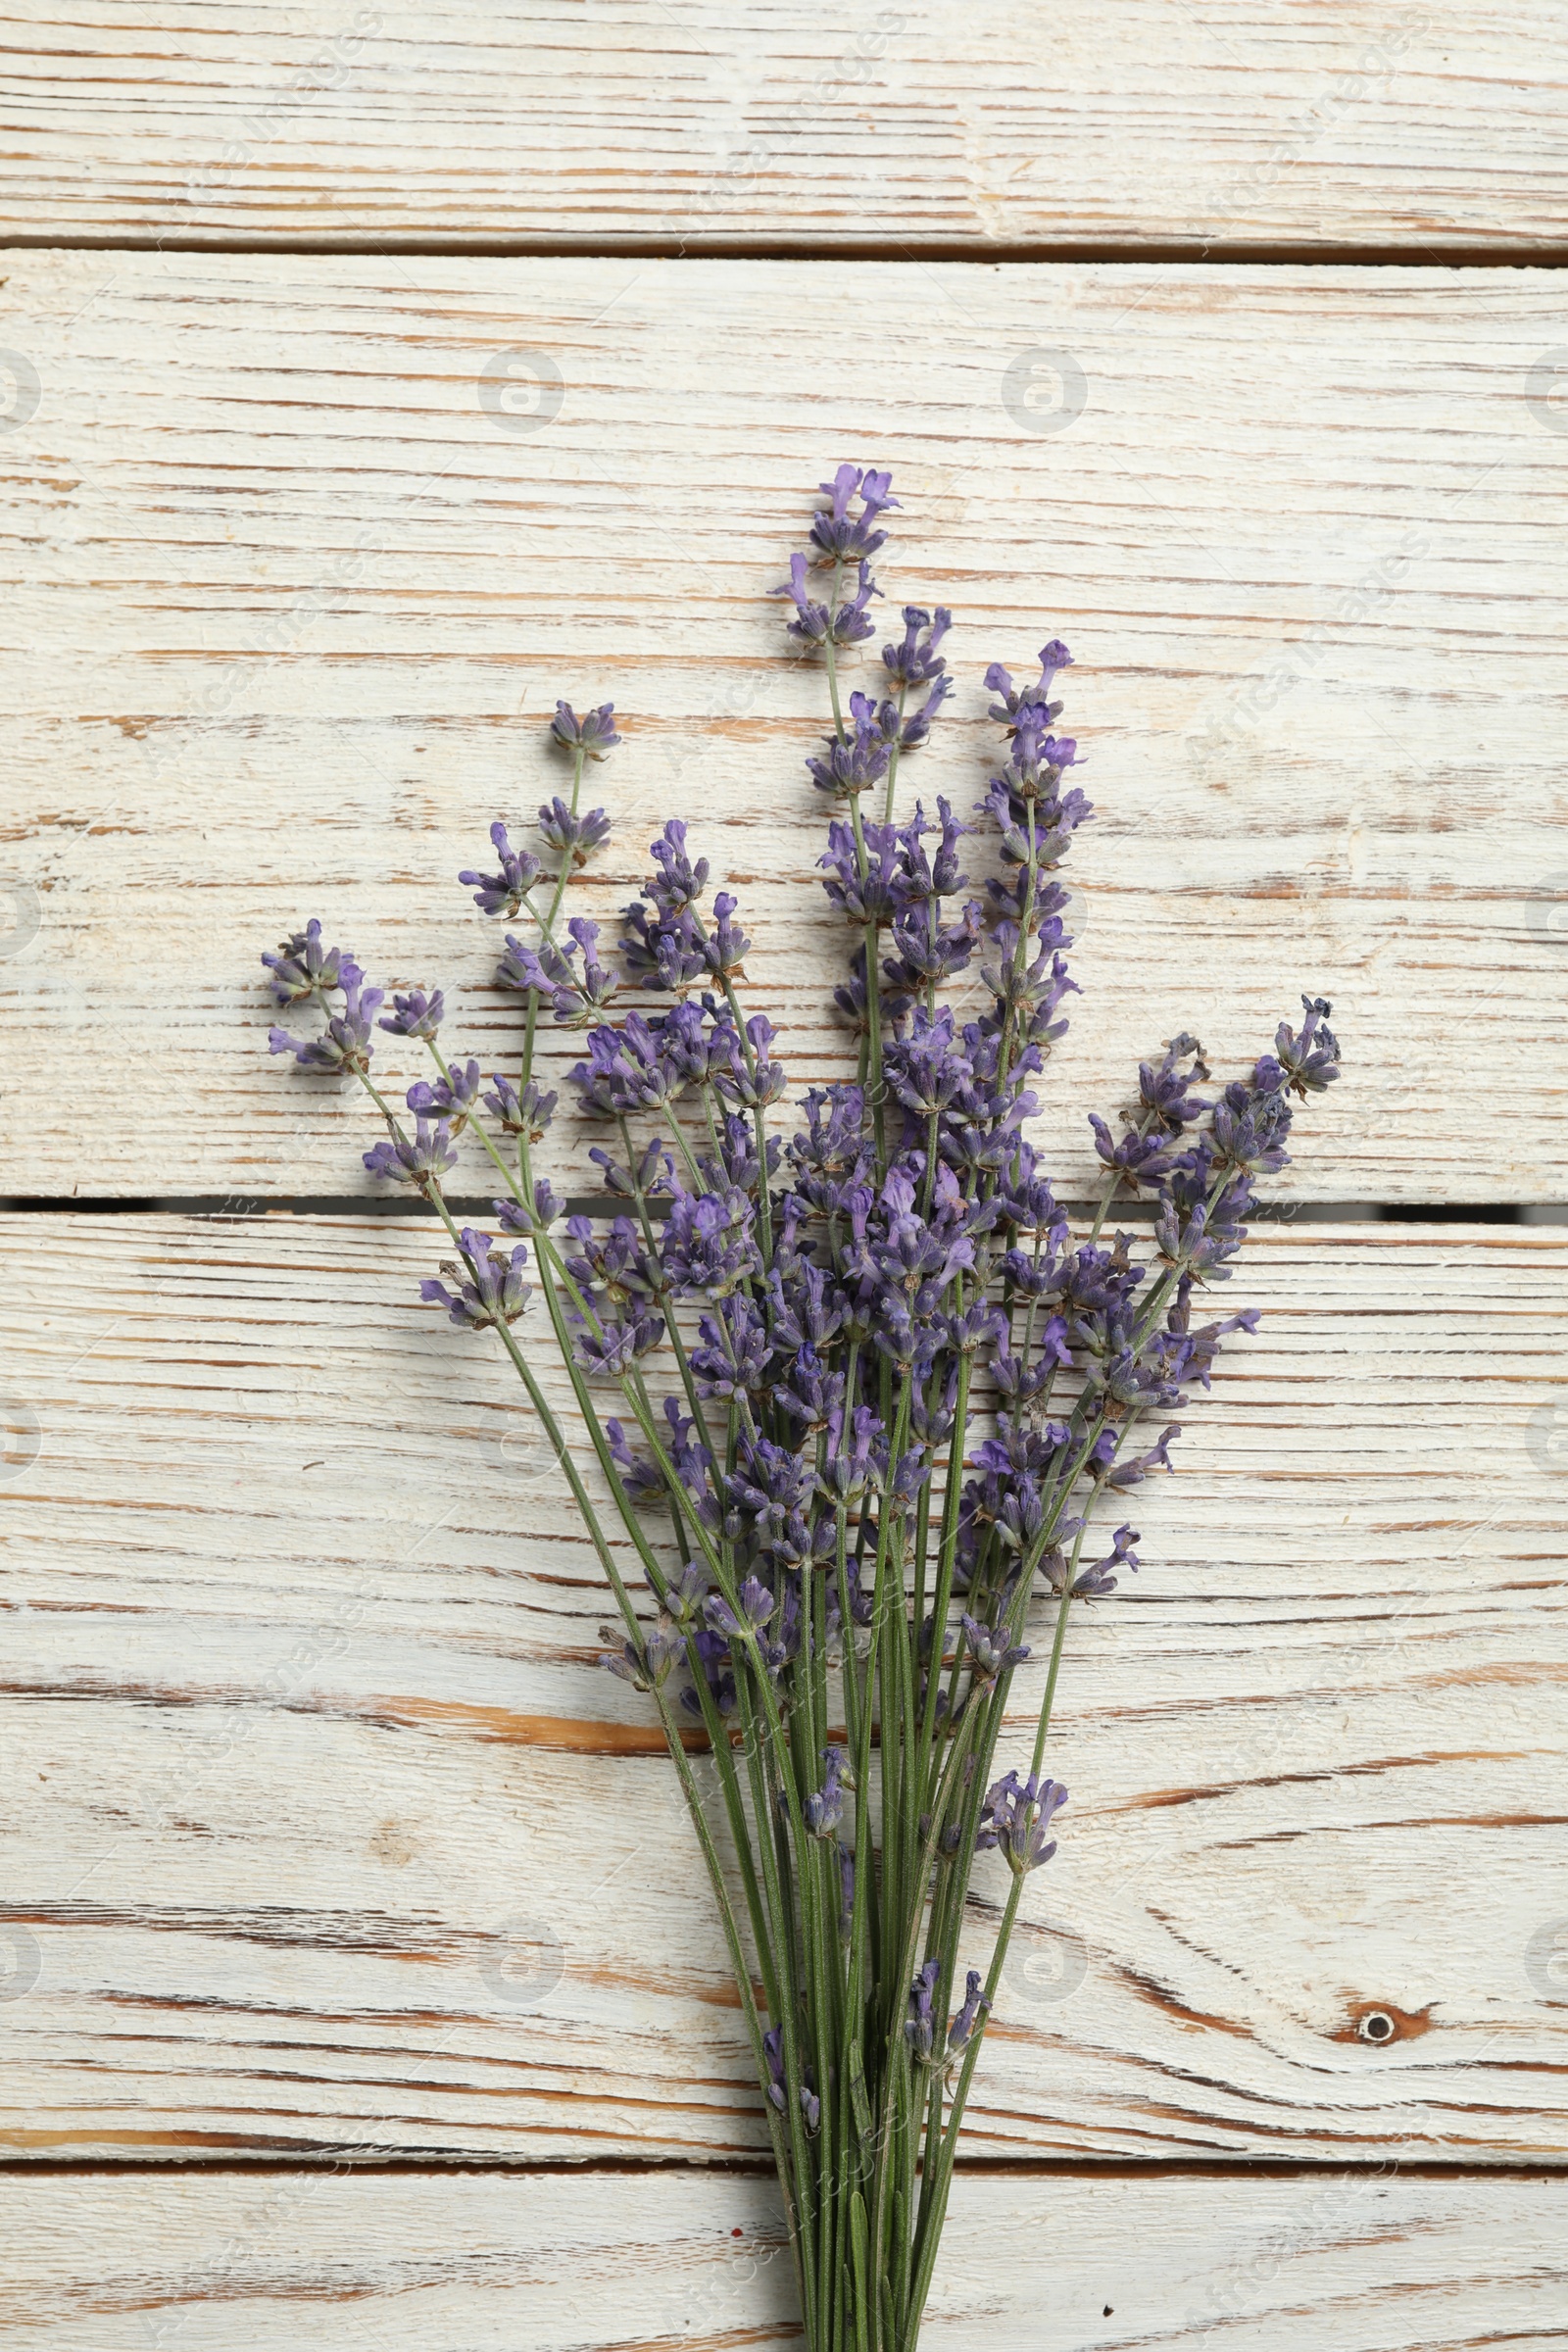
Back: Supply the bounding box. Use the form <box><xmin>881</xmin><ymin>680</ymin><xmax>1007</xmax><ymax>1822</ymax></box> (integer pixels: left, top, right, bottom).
<box><xmin>537</xmin><ymin>797</ymin><xmax>612</xmax><ymax>864</ymax></box>
<box><xmin>261</xmin><ymin>919</ymin><xmax>360</xmax><ymax>1008</ymax></box>
<box><xmin>407</xmin><ymin>1057</ymin><xmax>483</xmax><ymax>1132</ymax></box>
<box><xmin>882</xmin><ymin>605</ymin><xmax>952</xmax><ymax>688</ymax></box>
<box><xmin>500</xmin><ymin>917</ymin><xmax>619</xmax><ymax>1024</ymax></box>
<box><xmin>551</xmin><ymin>700</ymin><xmax>621</xmax><ymax>759</ymax></box>
<box><xmin>906</xmin><ymin>1958</ymin><xmax>941</xmax><ymax>2062</ymax></box>
<box><xmin>363</xmin><ymin>1118</ymin><xmax>458</xmax><ymax>1189</ymax></box>
<box><xmin>976</xmin><ymin>1773</ymin><xmax>1068</xmax><ymax>1875</ymax></box>
<box><xmin>808</xmin><ymin>463</ymin><xmax>899</xmax><ymax>563</ymax></box>
<box><xmin>460</xmin><ymin>821</ymin><xmax>543</xmax><ymax>918</ymax></box>
<box><xmin>1272</xmin><ymin>995</ymin><xmax>1343</xmax><ymax>1096</ymax></box>
<box><xmin>378</xmin><ymin>988</ymin><xmax>446</xmax><ymax>1041</ymax></box>
<box><xmin>419</xmin><ymin>1230</ymin><xmax>532</xmax><ymax>1331</ymax></box>
<box><xmin>948</xmin><ymin>1970</ymin><xmax>991</xmax><ymax>2060</ymax></box>
<box><xmin>773</xmin><ymin>553</ymin><xmax>882</xmax><ymax>649</ymax></box>
<box><xmin>268</xmin><ymin>976</ymin><xmax>382</xmax><ymax>1073</ymax></box>
<box><xmin>483</xmin><ymin>1072</ymin><xmax>557</xmax><ymax>1141</ymax></box>
<box><xmin>804</xmin><ymin>1746</ymin><xmax>849</xmax><ymax>1838</ymax></box>
<box><xmin>258</xmin><ymin>465</ymin><xmax>1345</xmax><ymax>2352</ymax></box>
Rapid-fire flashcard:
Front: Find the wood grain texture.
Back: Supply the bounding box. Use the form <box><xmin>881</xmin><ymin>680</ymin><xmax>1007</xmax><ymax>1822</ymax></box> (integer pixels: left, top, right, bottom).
<box><xmin>2</xmin><ymin>253</ymin><xmax>1565</xmax><ymax>1201</ymax></box>
<box><xmin>1</xmin><ymin>3</ymin><xmax>1563</xmax><ymax>253</ymax></box>
<box><xmin>2</xmin><ymin>1217</ymin><xmax>1563</xmax><ymax>2163</ymax></box>
<box><xmin>5</xmin><ymin>2167</ymin><xmax>1566</xmax><ymax>2349</ymax></box>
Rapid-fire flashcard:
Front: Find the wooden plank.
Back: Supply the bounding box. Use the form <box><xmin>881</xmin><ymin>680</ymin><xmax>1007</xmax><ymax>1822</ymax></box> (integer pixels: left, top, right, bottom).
<box><xmin>4</xmin><ymin>2166</ymin><xmax>1565</xmax><ymax>2349</ymax></box>
<box><xmin>1</xmin><ymin>3</ymin><xmax>1563</xmax><ymax>253</ymax></box>
<box><xmin>1</xmin><ymin>253</ymin><xmax>1564</xmax><ymax>1201</ymax></box>
<box><xmin>1</xmin><ymin>1218</ymin><xmax>1563</xmax><ymax>2162</ymax></box>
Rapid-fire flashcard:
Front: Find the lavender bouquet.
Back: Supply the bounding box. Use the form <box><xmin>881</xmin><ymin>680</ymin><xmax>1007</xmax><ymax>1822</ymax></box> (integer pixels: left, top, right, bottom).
<box><xmin>263</xmin><ymin>467</ymin><xmax>1340</xmax><ymax>2351</ymax></box>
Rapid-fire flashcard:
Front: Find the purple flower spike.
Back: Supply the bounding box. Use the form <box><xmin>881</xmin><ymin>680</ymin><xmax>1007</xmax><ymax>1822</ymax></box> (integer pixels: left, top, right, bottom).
<box><xmin>947</xmin><ymin>1969</ymin><xmax>991</xmax><ymax>2059</ymax></box>
<box><xmin>499</xmin><ymin>918</ymin><xmax>619</xmax><ymax>1026</ymax></box>
<box><xmin>906</xmin><ymin>1958</ymin><xmax>941</xmax><ymax>2062</ymax></box>
<box><xmin>1271</xmin><ymin>995</ymin><xmax>1342</xmax><ymax>1096</ymax></box>
<box><xmin>986</xmin><ymin>638</ymin><xmax>1074</xmax><ymax>726</ymax></box>
<box><xmin>378</xmin><ymin>988</ymin><xmax>446</xmax><ymax>1041</ymax></box>
<box><xmin>957</xmin><ymin>1612</ymin><xmax>1030</xmax><ymax>1686</ymax></box>
<box><xmin>771</xmin><ymin>552</ymin><xmax>833</xmax><ymax>644</ymax></box>
<box><xmin>268</xmin><ymin>976</ymin><xmax>384</xmax><ymax>1075</ymax></box>
<box><xmin>646</xmin><ymin>819</ymin><xmax>710</xmax><ymax>914</ymax></box>
<box><xmin>460</xmin><ymin>820</ymin><xmax>544</xmax><ymax>918</ymax></box>
<box><xmin>363</xmin><ymin>1117</ymin><xmax>458</xmax><ymax>1189</ymax></box>
<box><xmin>482</xmin><ymin>1072</ymin><xmax>557</xmax><ymax>1141</ymax></box>
<box><xmin>976</xmin><ymin>1773</ymin><xmax>1068</xmax><ymax>1875</ymax></box>
<box><xmin>804</xmin><ymin>1746</ymin><xmax>849</xmax><ymax>1839</ymax></box>
<box><xmin>808</xmin><ymin>464</ymin><xmax>900</xmax><ymax>564</ymax></box>
<box><xmin>881</xmin><ymin>605</ymin><xmax>952</xmax><ymax>690</ymax></box>
<box><xmin>419</xmin><ymin>1228</ymin><xmax>532</xmax><ymax>1332</ymax></box>
<box><xmin>407</xmin><ymin>1057</ymin><xmax>483</xmax><ymax>1134</ymax></box>
<box><xmin>551</xmin><ymin>701</ymin><xmax>621</xmax><ymax>760</ymax></box>
<box><xmin>712</xmin><ymin>1012</ymin><xmax>788</xmax><ymax>1112</ymax></box>
<box><xmin>832</xmin><ymin>558</ymin><xmax>882</xmax><ymax>647</ymax></box>
<box><xmin>570</xmin><ymin>1304</ymin><xmax>667</xmax><ymax>1380</ymax></box>
<box><xmin>808</xmin><ymin>719</ymin><xmax>892</xmax><ymax>803</ymax></box>
<box><xmin>537</xmin><ymin>798</ymin><xmax>612</xmax><ymax>864</ymax></box>
<box><xmin>705</xmin><ymin>1575</ymin><xmax>775</xmax><ymax>1643</ymax></box>
<box><xmin>262</xmin><ymin>918</ymin><xmax>362</xmax><ymax>1009</ymax></box>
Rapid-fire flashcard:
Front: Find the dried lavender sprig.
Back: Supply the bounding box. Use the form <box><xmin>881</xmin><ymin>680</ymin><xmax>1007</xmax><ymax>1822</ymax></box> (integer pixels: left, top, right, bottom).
<box><xmin>261</xmin><ymin>466</ymin><xmax>1341</xmax><ymax>2352</ymax></box>
<box><xmin>331</xmin><ymin>1032</ymin><xmax>820</xmax><ymax>2278</ymax></box>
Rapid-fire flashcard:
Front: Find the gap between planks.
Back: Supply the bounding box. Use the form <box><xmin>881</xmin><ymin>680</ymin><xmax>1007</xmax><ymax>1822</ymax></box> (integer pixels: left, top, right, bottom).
<box><xmin>7</xmin><ymin>235</ymin><xmax>1568</xmax><ymax>267</ymax></box>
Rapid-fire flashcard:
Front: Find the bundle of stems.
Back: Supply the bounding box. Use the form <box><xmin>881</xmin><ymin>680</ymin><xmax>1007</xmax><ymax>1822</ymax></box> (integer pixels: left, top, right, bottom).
<box><xmin>263</xmin><ymin>466</ymin><xmax>1340</xmax><ymax>2352</ymax></box>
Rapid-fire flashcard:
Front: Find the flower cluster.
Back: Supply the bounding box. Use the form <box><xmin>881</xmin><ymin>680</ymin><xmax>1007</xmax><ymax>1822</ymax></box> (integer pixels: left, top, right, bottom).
<box><xmin>260</xmin><ymin>466</ymin><xmax>1341</xmax><ymax>2352</ymax></box>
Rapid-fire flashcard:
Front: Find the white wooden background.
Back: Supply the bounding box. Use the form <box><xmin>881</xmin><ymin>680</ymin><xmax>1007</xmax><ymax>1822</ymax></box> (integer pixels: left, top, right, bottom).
<box><xmin>2</xmin><ymin>11</ymin><xmax>1565</xmax><ymax>2347</ymax></box>
<box><xmin>2</xmin><ymin>2</ymin><xmax>1564</xmax><ymax>254</ymax></box>
<box><xmin>4</xmin><ymin>251</ymin><xmax>1565</xmax><ymax>1201</ymax></box>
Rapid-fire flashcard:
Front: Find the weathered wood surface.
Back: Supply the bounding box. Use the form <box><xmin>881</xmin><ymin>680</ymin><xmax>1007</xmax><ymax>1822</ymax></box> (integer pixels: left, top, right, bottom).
<box><xmin>2</xmin><ymin>1217</ymin><xmax>1563</xmax><ymax>2161</ymax></box>
<box><xmin>2</xmin><ymin>253</ymin><xmax>1565</xmax><ymax>1201</ymax></box>
<box><xmin>4</xmin><ymin>2167</ymin><xmax>1565</xmax><ymax>2349</ymax></box>
<box><xmin>1</xmin><ymin>3</ymin><xmax>1562</xmax><ymax>254</ymax></box>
